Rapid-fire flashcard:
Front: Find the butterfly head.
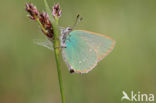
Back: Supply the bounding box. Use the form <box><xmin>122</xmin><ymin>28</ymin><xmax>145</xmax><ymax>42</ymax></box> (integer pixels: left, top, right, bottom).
<box><xmin>61</xmin><ymin>27</ymin><xmax>72</xmax><ymax>38</ymax></box>
<box><xmin>64</xmin><ymin>27</ymin><xmax>72</xmax><ymax>34</ymax></box>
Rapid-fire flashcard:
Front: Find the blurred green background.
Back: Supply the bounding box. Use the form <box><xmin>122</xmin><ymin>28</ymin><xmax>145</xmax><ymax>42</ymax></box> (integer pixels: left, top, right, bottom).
<box><xmin>0</xmin><ymin>0</ymin><xmax>156</xmax><ymax>103</ymax></box>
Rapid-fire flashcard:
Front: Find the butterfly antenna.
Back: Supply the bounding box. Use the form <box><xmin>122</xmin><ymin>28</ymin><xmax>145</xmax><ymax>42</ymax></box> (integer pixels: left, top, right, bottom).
<box><xmin>71</xmin><ymin>14</ymin><xmax>83</xmax><ymax>29</ymax></box>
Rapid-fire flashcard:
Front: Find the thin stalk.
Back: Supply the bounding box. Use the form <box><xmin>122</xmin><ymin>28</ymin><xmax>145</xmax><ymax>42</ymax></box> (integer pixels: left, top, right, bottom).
<box><xmin>53</xmin><ymin>20</ymin><xmax>66</xmax><ymax>103</ymax></box>
<box><xmin>43</xmin><ymin>1</ymin><xmax>66</xmax><ymax>102</ymax></box>
<box><xmin>54</xmin><ymin>46</ymin><xmax>66</xmax><ymax>103</ymax></box>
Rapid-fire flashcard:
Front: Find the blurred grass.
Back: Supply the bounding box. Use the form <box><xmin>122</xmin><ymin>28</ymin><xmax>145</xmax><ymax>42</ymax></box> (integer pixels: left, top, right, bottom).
<box><xmin>0</xmin><ymin>0</ymin><xmax>156</xmax><ymax>103</ymax></box>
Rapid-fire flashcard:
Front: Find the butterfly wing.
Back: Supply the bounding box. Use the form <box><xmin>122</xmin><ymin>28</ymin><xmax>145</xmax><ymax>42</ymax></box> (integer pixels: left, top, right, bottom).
<box><xmin>62</xmin><ymin>30</ymin><xmax>115</xmax><ymax>73</ymax></box>
<box><xmin>62</xmin><ymin>32</ymin><xmax>98</xmax><ymax>73</ymax></box>
<box><xmin>72</xmin><ymin>30</ymin><xmax>116</xmax><ymax>62</ymax></box>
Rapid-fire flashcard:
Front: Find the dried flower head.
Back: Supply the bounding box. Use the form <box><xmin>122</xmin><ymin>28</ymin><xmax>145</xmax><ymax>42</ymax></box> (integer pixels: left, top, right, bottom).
<box><xmin>25</xmin><ymin>2</ymin><xmax>55</xmax><ymax>39</ymax></box>
<box><xmin>52</xmin><ymin>3</ymin><xmax>62</xmax><ymax>19</ymax></box>
<box><xmin>25</xmin><ymin>3</ymin><xmax>39</xmax><ymax>20</ymax></box>
<box><xmin>39</xmin><ymin>12</ymin><xmax>51</xmax><ymax>29</ymax></box>
<box><xmin>39</xmin><ymin>12</ymin><xmax>54</xmax><ymax>38</ymax></box>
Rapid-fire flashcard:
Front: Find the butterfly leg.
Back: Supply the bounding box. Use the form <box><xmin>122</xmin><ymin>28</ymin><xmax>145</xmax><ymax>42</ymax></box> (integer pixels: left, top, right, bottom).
<box><xmin>54</xmin><ymin>46</ymin><xmax>67</xmax><ymax>49</ymax></box>
<box><xmin>61</xmin><ymin>46</ymin><xmax>67</xmax><ymax>48</ymax></box>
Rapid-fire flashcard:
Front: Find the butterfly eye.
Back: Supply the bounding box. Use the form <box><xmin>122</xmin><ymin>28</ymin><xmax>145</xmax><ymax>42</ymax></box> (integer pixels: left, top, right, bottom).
<box><xmin>66</xmin><ymin>27</ymin><xmax>72</xmax><ymax>32</ymax></box>
<box><xmin>68</xmin><ymin>28</ymin><xmax>72</xmax><ymax>31</ymax></box>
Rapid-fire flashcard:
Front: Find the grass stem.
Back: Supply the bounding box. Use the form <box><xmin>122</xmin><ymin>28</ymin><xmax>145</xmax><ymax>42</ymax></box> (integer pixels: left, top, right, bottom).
<box><xmin>53</xmin><ymin>22</ymin><xmax>66</xmax><ymax>103</ymax></box>
<box><xmin>43</xmin><ymin>1</ymin><xmax>66</xmax><ymax>102</ymax></box>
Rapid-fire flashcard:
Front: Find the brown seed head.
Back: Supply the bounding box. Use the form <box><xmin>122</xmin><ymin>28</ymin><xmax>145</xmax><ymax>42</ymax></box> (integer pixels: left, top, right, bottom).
<box><xmin>39</xmin><ymin>12</ymin><xmax>54</xmax><ymax>39</ymax></box>
<box><xmin>25</xmin><ymin>3</ymin><xmax>39</xmax><ymax>20</ymax></box>
<box><xmin>52</xmin><ymin>3</ymin><xmax>62</xmax><ymax>18</ymax></box>
<box><xmin>39</xmin><ymin>12</ymin><xmax>51</xmax><ymax>29</ymax></box>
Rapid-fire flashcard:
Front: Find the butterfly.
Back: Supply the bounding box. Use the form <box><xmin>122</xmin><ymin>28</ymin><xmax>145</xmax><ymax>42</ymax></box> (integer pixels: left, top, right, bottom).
<box><xmin>35</xmin><ymin>15</ymin><xmax>116</xmax><ymax>74</ymax></box>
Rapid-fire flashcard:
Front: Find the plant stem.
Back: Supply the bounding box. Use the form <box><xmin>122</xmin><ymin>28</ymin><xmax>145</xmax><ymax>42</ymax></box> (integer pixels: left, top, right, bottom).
<box><xmin>54</xmin><ymin>46</ymin><xmax>66</xmax><ymax>103</ymax></box>
<box><xmin>53</xmin><ymin>20</ymin><xmax>66</xmax><ymax>103</ymax></box>
<box><xmin>42</xmin><ymin>0</ymin><xmax>66</xmax><ymax>102</ymax></box>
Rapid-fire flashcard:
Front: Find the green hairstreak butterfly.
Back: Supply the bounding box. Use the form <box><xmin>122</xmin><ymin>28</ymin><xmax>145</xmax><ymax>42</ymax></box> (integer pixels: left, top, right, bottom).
<box><xmin>60</xmin><ymin>27</ymin><xmax>115</xmax><ymax>73</ymax></box>
<box><xmin>35</xmin><ymin>15</ymin><xmax>116</xmax><ymax>73</ymax></box>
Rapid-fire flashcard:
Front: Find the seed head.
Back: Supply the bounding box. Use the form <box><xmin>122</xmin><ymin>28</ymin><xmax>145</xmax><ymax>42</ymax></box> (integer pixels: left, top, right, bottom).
<box><xmin>39</xmin><ymin>12</ymin><xmax>51</xmax><ymax>29</ymax></box>
<box><xmin>25</xmin><ymin>3</ymin><xmax>39</xmax><ymax>20</ymax></box>
<box><xmin>39</xmin><ymin>12</ymin><xmax>54</xmax><ymax>38</ymax></box>
<box><xmin>52</xmin><ymin>3</ymin><xmax>62</xmax><ymax>19</ymax></box>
